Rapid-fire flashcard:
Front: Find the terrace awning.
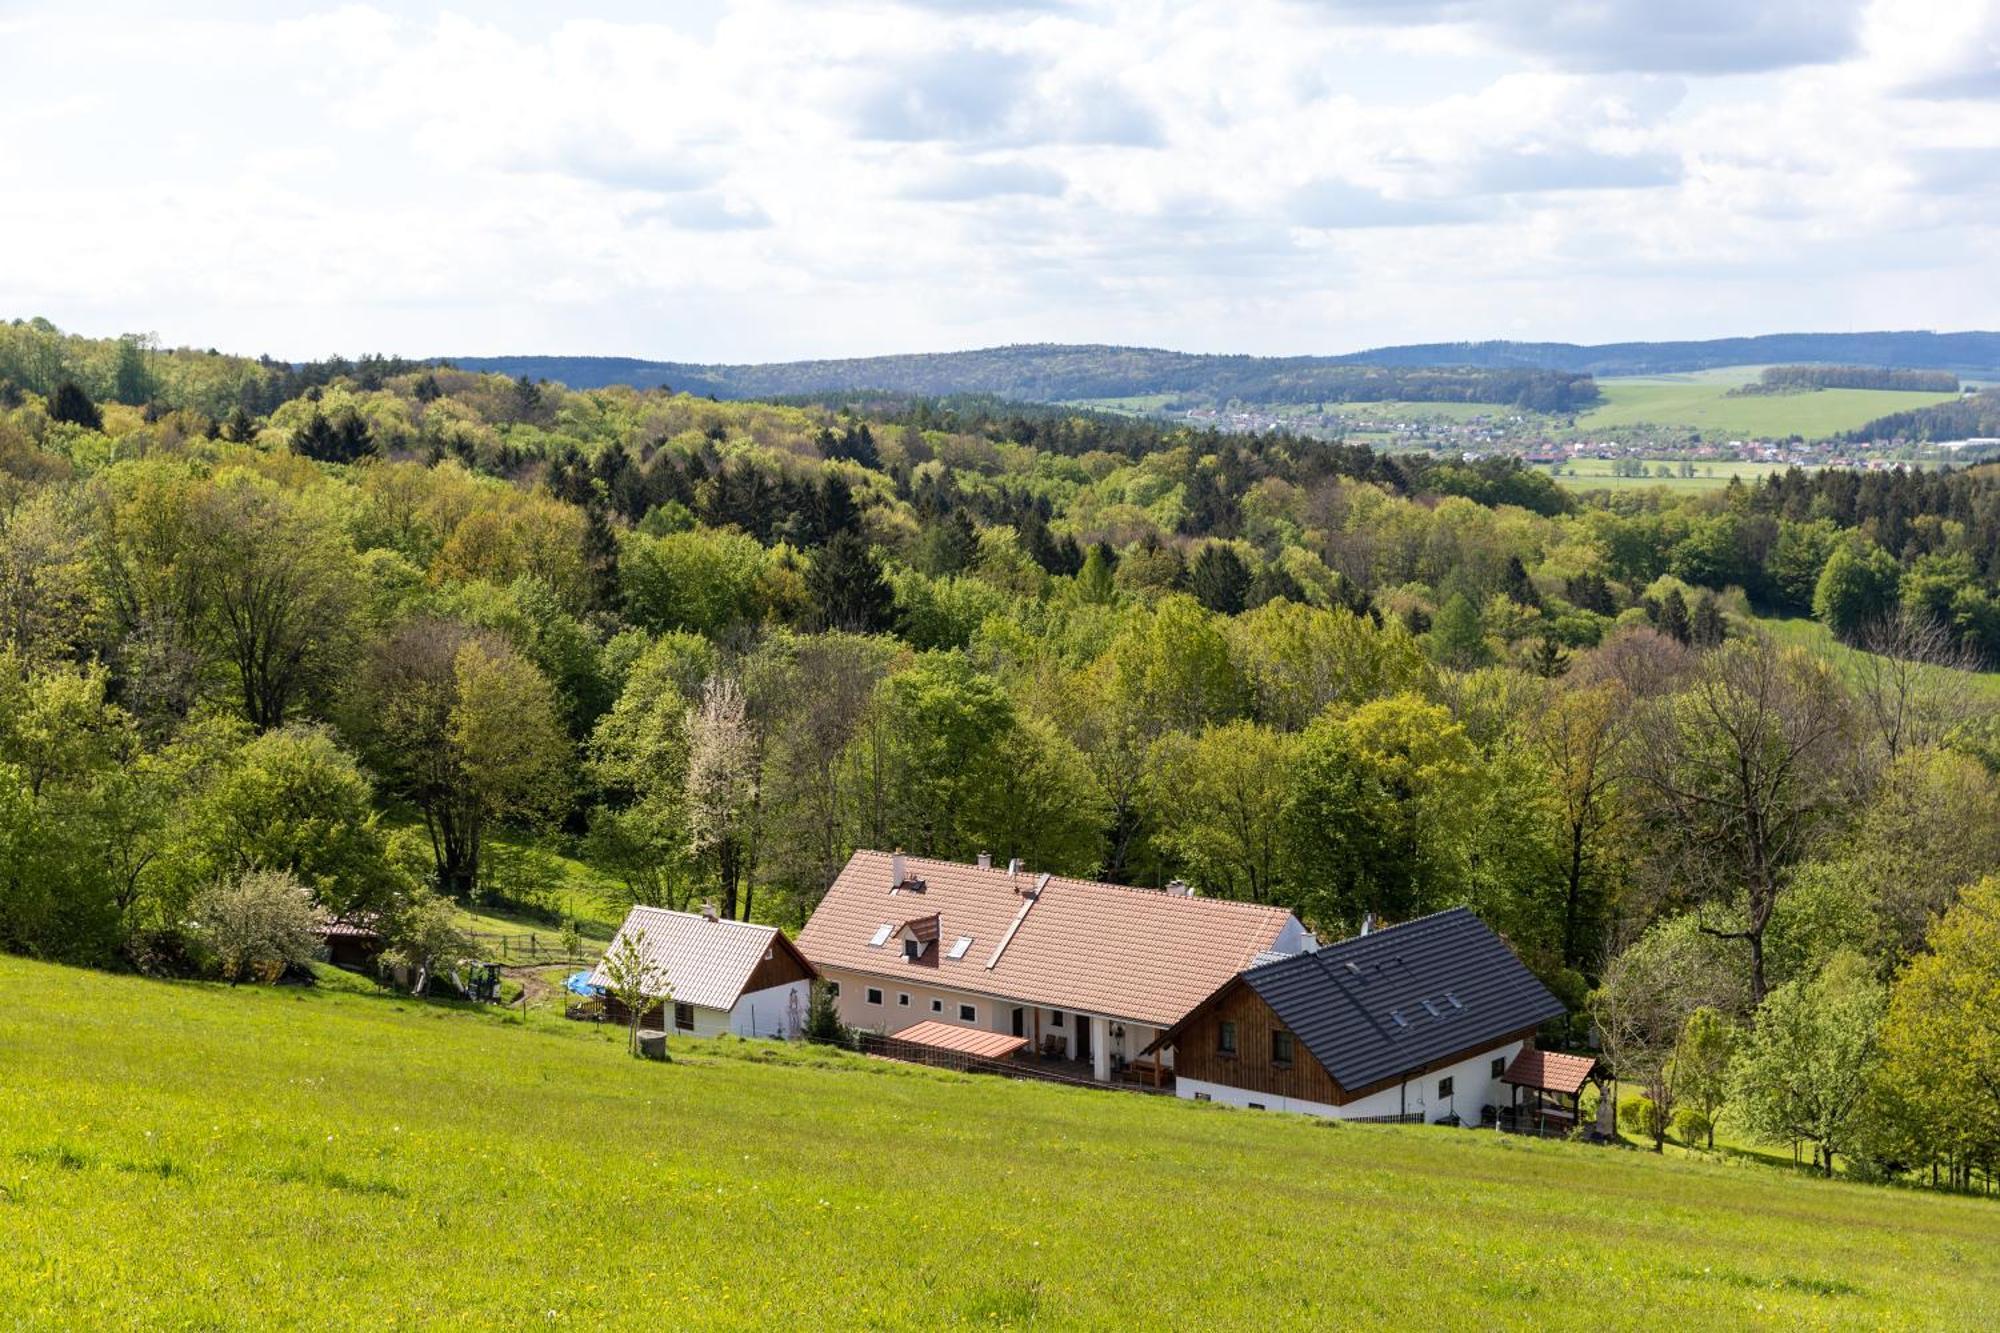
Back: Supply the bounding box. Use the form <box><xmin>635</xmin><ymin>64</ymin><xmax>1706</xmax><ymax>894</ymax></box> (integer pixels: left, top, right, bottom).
<box><xmin>886</xmin><ymin>1020</ymin><xmax>1027</xmax><ymax>1061</ymax></box>
<box><xmin>1501</xmin><ymin>1048</ymin><xmax>1597</xmax><ymax>1096</ymax></box>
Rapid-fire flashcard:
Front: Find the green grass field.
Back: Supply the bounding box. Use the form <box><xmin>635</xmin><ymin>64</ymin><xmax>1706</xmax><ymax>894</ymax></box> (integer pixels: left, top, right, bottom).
<box><xmin>1577</xmin><ymin>374</ymin><xmax>1959</xmax><ymax>439</ymax></box>
<box><xmin>1544</xmin><ymin>458</ymin><xmax>1803</xmax><ymax>492</ymax></box>
<box><xmin>1756</xmin><ymin>615</ymin><xmax>2000</xmax><ymax>703</ymax></box>
<box><xmin>4</xmin><ymin>957</ymin><xmax>1998</xmax><ymax>1327</ymax></box>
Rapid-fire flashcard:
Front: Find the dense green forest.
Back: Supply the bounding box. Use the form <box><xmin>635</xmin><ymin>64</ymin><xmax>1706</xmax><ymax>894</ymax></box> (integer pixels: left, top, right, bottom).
<box><xmin>1733</xmin><ymin>365</ymin><xmax>1962</xmax><ymax>395</ymax></box>
<box><xmin>454</xmin><ymin>331</ymin><xmax>2000</xmax><ymax>400</ymax></box>
<box><xmin>4</xmin><ymin>316</ymin><xmax>2000</xmax><ymax>1190</ymax></box>
<box><xmin>1843</xmin><ymin>387</ymin><xmax>2000</xmax><ymax>443</ymax></box>
<box><xmin>454</xmin><ymin>346</ymin><xmax>1600</xmax><ymax>412</ymax></box>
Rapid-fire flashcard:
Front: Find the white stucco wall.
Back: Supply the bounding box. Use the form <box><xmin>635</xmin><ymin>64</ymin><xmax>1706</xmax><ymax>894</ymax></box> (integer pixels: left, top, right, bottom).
<box><xmin>669</xmin><ymin>980</ymin><xmax>811</xmax><ymax>1040</ymax></box>
<box><xmin>819</xmin><ymin>965</ymin><xmax>1165</xmax><ymax>1078</ymax></box>
<box><xmin>1177</xmin><ymin>1037</ymin><xmax>1530</xmax><ymax>1123</ymax></box>
<box><xmin>728</xmin><ymin>980</ymin><xmax>811</xmax><ymax>1039</ymax></box>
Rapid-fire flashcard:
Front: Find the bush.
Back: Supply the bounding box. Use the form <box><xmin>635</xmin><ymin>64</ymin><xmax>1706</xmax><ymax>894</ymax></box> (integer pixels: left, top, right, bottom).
<box><xmin>1670</xmin><ymin>1106</ymin><xmax>1712</xmax><ymax>1147</ymax></box>
<box><xmin>1619</xmin><ymin>1095</ymin><xmax>1664</xmax><ymax>1141</ymax></box>
<box><xmin>192</xmin><ymin>869</ymin><xmax>325</xmax><ymax>984</ymax></box>
<box><xmin>804</xmin><ymin>980</ymin><xmax>849</xmax><ymax>1048</ymax></box>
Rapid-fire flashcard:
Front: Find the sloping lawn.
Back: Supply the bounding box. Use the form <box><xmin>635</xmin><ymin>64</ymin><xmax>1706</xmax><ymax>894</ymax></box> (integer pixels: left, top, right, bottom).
<box><xmin>2</xmin><ymin>957</ymin><xmax>1997</xmax><ymax>1328</ymax></box>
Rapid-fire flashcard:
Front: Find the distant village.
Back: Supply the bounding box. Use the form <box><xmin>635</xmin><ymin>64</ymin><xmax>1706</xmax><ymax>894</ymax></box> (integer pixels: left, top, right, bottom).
<box><xmin>1178</xmin><ymin>403</ymin><xmax>1999</xmax><ymax>471</ymax></box>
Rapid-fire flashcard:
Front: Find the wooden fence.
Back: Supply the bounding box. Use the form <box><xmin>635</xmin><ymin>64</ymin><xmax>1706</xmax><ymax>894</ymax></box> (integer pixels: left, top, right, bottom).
<box><xmin>464</xmin><ymin>930</ymin><xmax>585</xmax><ymax>964</ymax></box>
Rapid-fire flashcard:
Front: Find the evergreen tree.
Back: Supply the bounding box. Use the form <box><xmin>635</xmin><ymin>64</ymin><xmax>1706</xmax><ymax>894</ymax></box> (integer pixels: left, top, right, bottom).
<box><xmin>583</xmin><ymin>504</ymin><xmax>621</xmax><ymax>612</ymax></box>
<box><xmin>1656</xmin><ymin>588</ymin><xmax>1693</xmax><ymax>645</ymax></box>
<box><xmin>1189</xmin><ymin>544</ymin><xmax>1251</xmax><ymax>615</ymax></box>
<box><xmin>1247</xmin><ymin>562</ymin><xmax>1306</xmax><ymax>609</ymax></box>
<box><xmin>1691</xmin><ymin>592</ymin><xmax>1726</xmax><ymax>648</ymax></box>
<box><xmin>48</xmin><ymin>381</ymin><xmax>102</xmax><ymax>429</ymax></box>
<box><xmin>413</xmin><ymin>372</ymin><xmax>443</xmax><ymax>403</ymax></box>
<box><xmin>814</xmin><ymin>473</ymin><xmax>859</xmax><ymax>544</ymax></box>
<box><xmin>1502</xmin><ymin>555</ymin><xmax>1543</xmax><ymax>608</ymax></box>
<box><xmin>1527</xmin><ymin>633</ymin><xmax>1570</xmax><ymax>678</ymax></box>
<box><xmin>921</xmin><ymin>509</ymin><xmax>980</xmax><ymax>575</ymax></box>
<box><xmin>111</xmin><ymin>336</ymin><xmax>154</xmax><ymax>405</ymax></box>
<box><xmin>808</xmin><ymin>530</ymin><xmax>894</xmax><ymax>633</ymax></box>
<box><xmin>222</xmin><ymin>406</ymin><xmax>259</xmax><ymax>443</ymax></box>
<box><xmin>1078</xmin><ymin>541</ymin><xmax>1117</xmax><ymax>603</ymax></box>
<box><xmin>1426</xmin><ymin>593</ymin><xmax>1489</xmax><ymax>668</ymax></box>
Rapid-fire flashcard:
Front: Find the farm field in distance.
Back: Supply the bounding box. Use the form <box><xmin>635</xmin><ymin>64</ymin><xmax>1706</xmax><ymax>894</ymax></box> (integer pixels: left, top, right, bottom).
<box><xmin>1575</xmin><ymin>368</ymin><xmax>1961</xmax><ymax>438</ymax></box>
<box><xmin>1541</xmin><ymin>458</ymin><xmax>1807</xmax><ymax>492</ymax></box>
<box><xmin>4</xmin><ymin>956</ymin><xmax>1999</xmax><ymax>1328</ymax></box>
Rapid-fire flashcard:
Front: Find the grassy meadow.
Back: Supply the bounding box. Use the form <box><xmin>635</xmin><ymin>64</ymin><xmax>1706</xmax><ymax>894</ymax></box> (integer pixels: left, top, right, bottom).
<box><xmin>1543</xmin><ymin>458</ymin><xmax>1803</xmax><ymax>492</ymax></box>
<box><xmin>4</xmin><ymin>958</ymin><xmax>2000</xmax><ymax>1328</ymax></box>
<box><xmin>1576</xmin><ymin>371</ymin><xmax>1959</xmax><ymax>439</ymax></box>
<box><xmin>1756</xmin><ymin>615</ymin><xmax>2000</xmax><ymax>704</ymax></box>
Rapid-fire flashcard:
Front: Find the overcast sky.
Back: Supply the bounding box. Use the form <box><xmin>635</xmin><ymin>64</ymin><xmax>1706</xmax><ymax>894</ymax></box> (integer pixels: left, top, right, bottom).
<box><xmin>2</xmin><ymin>0</ymin><xmax>1996</xmax><ymax>362</ymax></box>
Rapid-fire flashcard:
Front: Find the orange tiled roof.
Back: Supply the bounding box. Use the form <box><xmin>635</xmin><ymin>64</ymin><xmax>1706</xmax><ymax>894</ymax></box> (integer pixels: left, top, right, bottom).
<box><xmin>887</xmin><ymin>1020</ymin><xmax>1028</xmax><ymax>1060</ymax></box>
<box><xmin>1501</xmin><ymin>1047</ymin><xmax>1598</xmax><ymax>1096</ymax></box>
<box><xmin>797</xmin><ymin>850</ymin><xmax>1301</xmax><ymax>1027</ymax></box>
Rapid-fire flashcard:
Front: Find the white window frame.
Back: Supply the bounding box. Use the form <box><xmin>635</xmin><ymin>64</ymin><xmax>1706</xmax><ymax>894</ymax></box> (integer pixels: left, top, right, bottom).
<box><xmin>957</xmin><ymin>1003</ymin><xmax>977</xmax><ymax>1023</ymax></box>
<box><xmin>897</xmin><ymin>992</ymin><xmax>911</xmax><ymax>1008</ymax></box>
<box><xmin>865</xmin><ymin>987</ymin><xmax>883</xmax><ymax>1006</ymax></box>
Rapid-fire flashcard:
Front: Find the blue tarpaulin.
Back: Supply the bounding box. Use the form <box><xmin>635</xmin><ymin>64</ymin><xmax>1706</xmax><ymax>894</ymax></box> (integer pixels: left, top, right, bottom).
<box><xmin>564</xmin><ymin>970</ymin><xmax>602</xmax><ymax>997</ymax></box>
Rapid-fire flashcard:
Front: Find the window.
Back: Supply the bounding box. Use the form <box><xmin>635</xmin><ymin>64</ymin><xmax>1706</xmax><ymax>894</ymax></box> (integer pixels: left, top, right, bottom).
<box><xmin>1271</xmin><ymin>1030</ymin><xmax>1295</xmax><ymax>1065</ymax></box>
<box><xmin>674</xmin><ymin>1002</ymin><xmax>694</xmax><ymax>1033</ymax></box>
<box><xmin>897</xmin><ymin>993</ymin><xmax>911</xmax><ymax>1008</ymax></box>
<box><xmin>1437</xmin><ymin>1076</ymin><xmax>1454</xmax><ymax>1099</ymax></box>
<box><xmin>1194</xmin><ymin>1092</ymin><xmax>1212</xmax><ymax>1102</ymax></box>
<box><xmin>904</xmin><ymin>939</ymin><xmax>920</xmax><ymax>961</ymax></box>
<box><xmin>958</xmin><ymin>1003</ymin><xmax>977</xmax><ymax>1023</ymax></box>
<box><xmin>827</xmin><ymin>981</ymin><xmax>840</xmax><ymax>998</ymax></box>
<box><xmin>865</xmin><ymin>987</ymin><xmax>883</xmax><ymax>1006</ymax></box>
<box><xmin>1491</xmin><ymin>1057</ymin><xmax>1506</xmax><ymax>1079</ymax></box>
<box><xmin>1218</xmin><ymin>1020</ymin><xmax>1238</xmax><ymax>1055</ymax></box>
<box><xmin>1051</xmin><ymin>1010</ymin><xmax>1065</xmax><ymax>1028</ymax></box>
<box><xmin>930</xmin><ymin>998</ymin><xmax>943</xmax><ymax>1013</ymax></box>
<box><xmin>1247</xmin><ymin>1103</ymin><xmax>1265</xmax><ymax>1111</ymax></box>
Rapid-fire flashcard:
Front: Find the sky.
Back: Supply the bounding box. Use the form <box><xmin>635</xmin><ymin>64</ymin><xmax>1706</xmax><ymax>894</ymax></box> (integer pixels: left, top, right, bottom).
<box><xmin>0</xmin><ymin>0</ymin><xmax>1996</xmax><ymax>362</ymax></box>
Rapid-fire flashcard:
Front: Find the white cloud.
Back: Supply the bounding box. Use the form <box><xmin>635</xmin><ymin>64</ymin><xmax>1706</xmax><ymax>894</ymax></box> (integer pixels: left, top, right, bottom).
<box><xmin>0</xmin><ymin>0</ymin><xmax>1993</xmax><ymax>361</ymax></box>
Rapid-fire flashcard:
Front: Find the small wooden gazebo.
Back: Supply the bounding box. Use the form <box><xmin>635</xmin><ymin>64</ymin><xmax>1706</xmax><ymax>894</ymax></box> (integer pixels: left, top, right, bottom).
<box><xmin>1496</xmin><ymin>1048</ymin><xmax>1598</xmax><ymax>1137</ymax></box>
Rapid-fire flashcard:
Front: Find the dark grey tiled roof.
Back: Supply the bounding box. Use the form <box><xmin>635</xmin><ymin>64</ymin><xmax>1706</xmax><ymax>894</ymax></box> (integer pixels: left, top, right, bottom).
<box><xmin>1243</xmin><ymin>908</ymin><xmax>1565</xmax><ymax>1092</ymax></box>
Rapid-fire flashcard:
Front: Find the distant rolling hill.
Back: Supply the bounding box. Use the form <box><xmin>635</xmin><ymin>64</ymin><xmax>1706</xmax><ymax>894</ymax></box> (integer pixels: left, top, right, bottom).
<box><xmin>446</xmin><ymin>331</ymin><xmax>2000</xmax><ymax>407</ymax></box>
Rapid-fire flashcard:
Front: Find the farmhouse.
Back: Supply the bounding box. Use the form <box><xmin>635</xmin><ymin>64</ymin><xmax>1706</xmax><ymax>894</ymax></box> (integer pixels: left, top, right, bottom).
<box><xmin>591</xmin><ymin>904</ymin><xmax>816</xmax><ymax>1040</ymax></box>
<box><xmin>796</xmin><ymin>849</ymin><xmax>1315</xmax><ymax>1084</ymax></box>
<box><xmin>1150</xmin><ymin>907</ymin><xmax>1568</xmax><ymax>1123</ymax></box>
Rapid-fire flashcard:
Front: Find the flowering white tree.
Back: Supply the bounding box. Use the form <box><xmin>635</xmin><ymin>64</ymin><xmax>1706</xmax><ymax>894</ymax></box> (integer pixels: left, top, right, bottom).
<box><xmin>684</xmin><ymin>674</ymin><xmax>758</xmax><ymax>919</ymax></box>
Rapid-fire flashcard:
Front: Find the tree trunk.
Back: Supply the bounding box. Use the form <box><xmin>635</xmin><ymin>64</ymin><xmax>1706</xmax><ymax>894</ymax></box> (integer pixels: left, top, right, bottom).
<box><xmin>1563</xmin><ymin>819</ymin><xmax>1585</xmax><ymax>966</ymax></box>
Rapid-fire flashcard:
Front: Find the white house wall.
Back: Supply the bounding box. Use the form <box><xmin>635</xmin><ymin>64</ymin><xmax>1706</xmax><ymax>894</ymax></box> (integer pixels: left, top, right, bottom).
<box><xmin>820</xmin><ymin>964</ymin><xmax>1167</xmax><ymax>1077</ymax></box>
<box><xmin>728</xmin><ymin>981</ymin><xmax>810</xmax><ymax>1039</ymax></box>
<box><xmin>1178</xmin><ymin>1037</ymin><xmax>1530</xmax><ymax>1123</ymax></box>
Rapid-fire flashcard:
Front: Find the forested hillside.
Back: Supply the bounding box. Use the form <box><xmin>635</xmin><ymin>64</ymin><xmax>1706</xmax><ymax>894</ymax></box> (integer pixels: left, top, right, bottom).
<box><xmin>5</xmin><ymin>316</ymin><xmax>2000</xmax><ymax>1191</ymax></box>
<box><xmin>449</xmin><ymin>331</ymin><xmax>2000</xmax><ymax>403</ymax></box>
<box><xmin>451</xmin><ymin>346</ymin><xmax>1600</xmax><ymax>412</ymax></box>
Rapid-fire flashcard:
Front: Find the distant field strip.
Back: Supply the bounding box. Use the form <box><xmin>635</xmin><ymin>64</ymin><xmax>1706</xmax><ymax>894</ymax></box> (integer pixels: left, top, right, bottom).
<box><xmin>1578</xmin><ymin>378</ymin><xmax>1960</xmax><ymax>438</ymax></box>
<box><xmin>3</xmin><ymin>956</ymin><xmax>1999</xmax><ymax>1327</ymax></box>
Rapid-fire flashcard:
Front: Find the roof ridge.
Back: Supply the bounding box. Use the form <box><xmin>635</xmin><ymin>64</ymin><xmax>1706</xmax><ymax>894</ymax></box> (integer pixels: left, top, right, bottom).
<box><xmin>629</xmin><ymin>905</ymin><xmax>776</xmax><ymax>935</ymax></box>
<box><xmin>850</xmin><ymin>849</ymin><xmax>1293</xmax><ymax>917</ymax></box>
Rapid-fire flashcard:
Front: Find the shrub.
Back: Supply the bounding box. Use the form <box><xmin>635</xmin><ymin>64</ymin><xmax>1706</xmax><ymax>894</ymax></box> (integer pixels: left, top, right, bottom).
<box><xmin>1670</xmin><ymin>1106</ymin><xmax>1712</xmax><ymax>1147</ymax></box>
<box><xmin>1619</xmin><ymin>1095</ymin><xmax>1664</xmax><ymax>1141</ymax></box>
<box><xmin>804</xmin><ymin>980</ymin><xmax>849</xmax><ymax>1048</ymax></box>
<box><xmin>192</xmin><ymin>869</ymin><xmax>325</xmax><ymax>984</ymax></box>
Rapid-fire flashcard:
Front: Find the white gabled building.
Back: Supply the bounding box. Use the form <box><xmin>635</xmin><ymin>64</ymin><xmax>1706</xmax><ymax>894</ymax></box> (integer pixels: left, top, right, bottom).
<box><xmin>590</xmin><ymin>904</ymin><xmax>817</xmax><ymax>1040</ymax></box>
